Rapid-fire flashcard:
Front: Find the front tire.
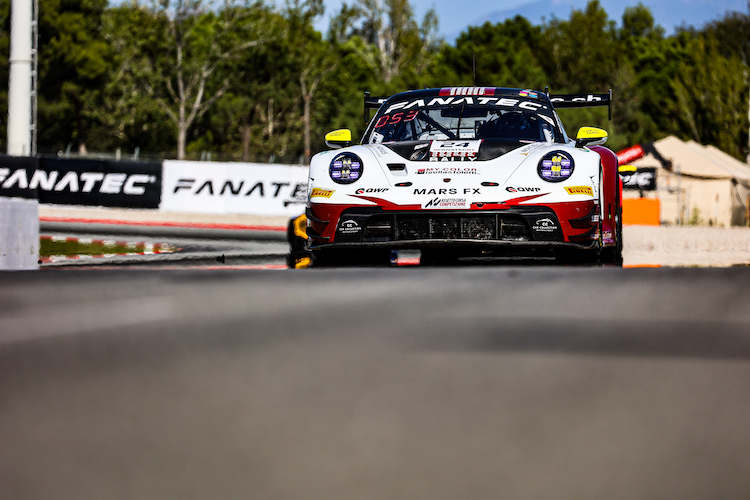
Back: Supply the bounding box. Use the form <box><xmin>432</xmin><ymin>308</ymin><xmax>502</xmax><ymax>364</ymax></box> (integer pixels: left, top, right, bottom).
<box><xmin>287</xmin><ymin>215</ymin><xmax>312</xmax><ymax>268</ymax></box>
<box><xmin>599</xmin><ymin>200</ymin><xmax>623</xmax><ymax>266</ymax></box>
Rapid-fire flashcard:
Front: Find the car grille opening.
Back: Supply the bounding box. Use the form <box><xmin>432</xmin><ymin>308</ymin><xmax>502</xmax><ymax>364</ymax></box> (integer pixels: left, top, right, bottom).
<box><xmin>463</xmin><ymin>217</ymin><xmax>494</xmax><ymax>239</ymax></box>
<box><xmin>363</xmin><ymin>219</ymin><xmax>392</xmax><ymax>240</ymax></box>
<box><xmin>362</xmin><ymin>214</ymin><xmax>530</xmax><ymax>242</ymax></box>
<box><xmin>499</xmin><ymin>218</ymin><xmax>529</xmax><ymax>240</ymax></box>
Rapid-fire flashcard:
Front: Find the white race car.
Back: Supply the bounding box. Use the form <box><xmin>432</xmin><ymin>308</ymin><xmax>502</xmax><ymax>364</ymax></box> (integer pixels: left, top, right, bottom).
<box><xmin>288</xmin><ymin>86</ymin><xmax>622</xmax><ymax>267</ymax></box>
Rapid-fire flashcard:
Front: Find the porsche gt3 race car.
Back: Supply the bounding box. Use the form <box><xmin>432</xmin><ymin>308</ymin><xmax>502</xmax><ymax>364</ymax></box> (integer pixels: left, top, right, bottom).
<box><xmin>288</xmin><ymin>87</ymin><xmax>622</xmax><ymax>267</ymax></box>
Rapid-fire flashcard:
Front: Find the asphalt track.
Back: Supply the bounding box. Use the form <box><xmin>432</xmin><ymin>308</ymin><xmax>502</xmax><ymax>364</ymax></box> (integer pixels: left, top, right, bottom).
<box><xmin>2</xmin><ymin>266</ymin><xmax>750</xmax><ymax>499</ymax></box>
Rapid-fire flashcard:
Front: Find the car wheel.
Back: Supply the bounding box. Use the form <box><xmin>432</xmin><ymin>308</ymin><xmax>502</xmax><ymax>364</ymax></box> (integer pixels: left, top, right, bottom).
<box><xmin>287</xmin><ymin>215</ymin><xmax>312</xmax><ymax>268</ymax></box>
<box><xmin>599</xmin><ymin>204</ymin><xmax>623</xmax><ymax>266</ymax></box>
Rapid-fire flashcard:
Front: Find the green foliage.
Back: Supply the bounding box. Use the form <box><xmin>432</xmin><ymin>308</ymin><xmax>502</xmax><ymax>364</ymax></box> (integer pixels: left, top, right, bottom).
<box><xmin>0</xmin><ymin>0</ymin><xmax>10</xmax><ymax>149</ymax></box>
<box><xmin>539</xmin><ymin>1</ymin><xmax>620</xmax><ymax>92</ymax></box>
<box><xmin>37</xmin><ymin>0</ymin><xmax>114</xmax><ymax>153</ymax></box>
<box><xmin>39</xmin><ymin>237</ymin><xmax>176</xmax><ymax>257</ymax></box>
<box><xmin>436</xmin><ymin>16</ymin><xmax>546</xmax><ymax>89</ymax></box>
<box><xmin>689</xmin><ymin>207</ymin><xmax>702</xmax><ymax>226</ymax></box>
<box><xmin>0</xmin><ymin>0</ymin><xmax>746</xmax><ymax>161</ymax></box>
<box><xmin>669</xmin><ymin>35</ymin><xmax>749</xmax><ymax>158</ymax></box>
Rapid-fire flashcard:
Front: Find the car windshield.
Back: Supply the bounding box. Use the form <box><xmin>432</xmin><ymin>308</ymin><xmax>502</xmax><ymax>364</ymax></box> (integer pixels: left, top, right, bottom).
<box><xmin>365</xmin><ymin>99</ymin><xmax>565</xmax><ymax>144</ymax></box>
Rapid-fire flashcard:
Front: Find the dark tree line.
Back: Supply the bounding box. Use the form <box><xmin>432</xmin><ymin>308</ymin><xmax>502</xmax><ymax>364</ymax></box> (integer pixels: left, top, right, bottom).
<box><xmin>0</xmin><ymin>0</ymin><xmax>748</xmax><ymax>161</ymax></box>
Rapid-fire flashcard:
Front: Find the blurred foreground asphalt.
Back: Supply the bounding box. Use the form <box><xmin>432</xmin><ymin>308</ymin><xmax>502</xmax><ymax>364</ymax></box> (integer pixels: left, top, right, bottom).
<box><xmin>1</xmin><ymin>266</ymin><xmax>750</xmax><ymax>499</ymax></box>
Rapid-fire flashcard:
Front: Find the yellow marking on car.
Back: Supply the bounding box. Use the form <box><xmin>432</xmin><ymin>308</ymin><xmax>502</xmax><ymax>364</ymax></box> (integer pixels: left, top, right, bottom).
<box><xmin>310</xmin><ymin>188</ymin><xmax>334</xmax><ymax>198</ymax></box>
<box><xmin>565</xmin><ymin>186</ymin><xmax>594</xmax><ymax>196</ymax></box>
<box><xmin>325</xmin><ymin>129</ymin><xmax>352</xmax><ymax>141</ymax></box>
<box><xmin>576</xmin><ymin>126</ymin><xmax>608</xmax><ymax>139</ymax></box>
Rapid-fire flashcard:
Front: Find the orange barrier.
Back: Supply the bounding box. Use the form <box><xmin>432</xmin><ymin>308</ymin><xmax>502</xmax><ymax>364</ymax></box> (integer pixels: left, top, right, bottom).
<box><xmin>622</xmin><ymin>198</ymin><xmax>661</xmax><ymax>226</ymax></box>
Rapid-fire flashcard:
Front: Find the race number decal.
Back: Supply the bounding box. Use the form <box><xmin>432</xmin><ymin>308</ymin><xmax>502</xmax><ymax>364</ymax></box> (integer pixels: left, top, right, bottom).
<box><xmin>374</xmin><ymin>109</ymin><xmax>420</xmax><ymax>128</ymax></box>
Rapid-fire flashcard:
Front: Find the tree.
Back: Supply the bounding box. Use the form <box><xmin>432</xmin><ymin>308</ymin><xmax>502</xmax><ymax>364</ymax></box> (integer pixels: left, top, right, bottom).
<box><xmin>701</xmin><ymin>9</ymin><xmax>750</xmax><ymax>161</ymax></box>
<box><xmin>610</xmin><ymin>3</ymin><xmax>670</xmax><ymax>150</ymax></box>
<box><xmin>437</xmin><ymin>16</ymin><xmax>546</xmax><ymax>89</ymax></box>
<box><xmin>284</xmin><ymin>0</ymin><xmax>338</xmax><ymax>161</ymax></box>
<box><xmin>0</xmin><ymin>1</ymin><xmax>10</xmax><ymax>150</ymax></box>
<box><xmin>331</xmin><ymin>0</ymin><xmax>439</xmax><ymax>86</ymax></box>
<box><xmin>115</xmin><ymin>0</ymin><xmax>271</xmax><ymax>159</ymax></box>
<box><xmin>670</xmin><ymin>34</ymin><xmax>749</xmax><ymax>159</ymax></box>
<box><xmin>38</xmin><ymin>0</ymin><xmax>113</xmax><ymax>154</ymax></box>
<box><xmin>538</xmin><ymin>0</ymin><xmax>619</xmax><ymax>93</ymax></box>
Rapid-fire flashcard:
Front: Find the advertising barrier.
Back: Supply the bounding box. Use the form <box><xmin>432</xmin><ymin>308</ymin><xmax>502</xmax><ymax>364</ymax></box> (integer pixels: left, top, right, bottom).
<box><xmin>0</xmin><ymin>155</ymin><xmax>162</xmax><ymax>208</ymax></box>
<box><xmin>621</xmin><ymin>167</ymin><xmax>657</xmax><ymax>191</ymax></box>
<box><xmin>161</xmin><ymin>160</ymin><xmax>308</xmax><ymax>217</ymax></box>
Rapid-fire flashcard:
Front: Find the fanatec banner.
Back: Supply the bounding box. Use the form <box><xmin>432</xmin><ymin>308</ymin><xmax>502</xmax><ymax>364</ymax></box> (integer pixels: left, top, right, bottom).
<box><xmin>161</xmin><ymin>161</ymin><xmax>308</xmax><ymax>216</ymax></box>
<box><xmin>0</xmin><ymin>156</ymin><xmax>162</xmax><ymax>208</ymax></box>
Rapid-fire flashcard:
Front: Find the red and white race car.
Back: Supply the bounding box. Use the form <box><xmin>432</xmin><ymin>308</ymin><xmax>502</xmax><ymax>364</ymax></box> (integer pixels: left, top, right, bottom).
<box><xmin>288</xmin><ymin>87</ymin><xmax>622</xmax><ymax>267</ymax></box>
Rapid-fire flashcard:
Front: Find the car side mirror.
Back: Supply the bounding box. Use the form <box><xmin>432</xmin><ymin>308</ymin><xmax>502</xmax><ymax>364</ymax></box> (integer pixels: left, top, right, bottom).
<box><xmin>575</xmin><ymin>126</ymin><xmax>608</xmax><ymax>148</ymax></box>
<box><xmin>325</xmin><ymin>129</ymin><xmax>352</xmax><ymax>149</ymax></box>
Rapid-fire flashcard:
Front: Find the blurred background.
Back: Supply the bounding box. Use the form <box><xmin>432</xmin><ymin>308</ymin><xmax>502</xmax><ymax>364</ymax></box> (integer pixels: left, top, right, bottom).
<box><xmin>0</xmin><ymin>0</ymin><xmax>748</xmax><ymax>164</ymax></box>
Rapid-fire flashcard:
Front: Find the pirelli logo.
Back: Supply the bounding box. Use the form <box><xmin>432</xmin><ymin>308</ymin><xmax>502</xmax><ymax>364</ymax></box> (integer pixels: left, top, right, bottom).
<box><xmin>565</xmin><ymin>186</ymin><xmax>593</xmax><ymax>196</ymax></box>
<box><xmin>310</xmin><ymin>188</ymin><xmax>334</xmax><ymax>198</ymax></box>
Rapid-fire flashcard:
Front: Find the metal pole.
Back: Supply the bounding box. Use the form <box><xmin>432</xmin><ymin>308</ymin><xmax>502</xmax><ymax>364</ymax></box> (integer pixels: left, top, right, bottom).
<box><xmin>31</xmin><ymin>0</ymin><xmax>38</xmax><ymax>155</ymax></box>
<box><xmin>7</xmin><ymin>0</ymin><xmax>33</xmax><ymax>156</ymax></box>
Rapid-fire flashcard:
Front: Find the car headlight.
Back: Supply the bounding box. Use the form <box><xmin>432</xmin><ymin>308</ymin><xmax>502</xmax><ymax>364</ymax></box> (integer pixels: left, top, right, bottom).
<box><xmin>329</xmin><ymin>152</ymin><xmax>363</xmax><ymax>184</ymax></box>
<box><xmin>538</xmin><ymin>151</ymin><xmax>574</xmax><ymax>182</ymax></box>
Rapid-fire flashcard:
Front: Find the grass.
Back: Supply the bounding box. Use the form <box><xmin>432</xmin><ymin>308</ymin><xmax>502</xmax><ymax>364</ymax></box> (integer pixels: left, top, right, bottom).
<box><xmin>40</xmin><ymin>236</ymin><xmax>175</xmax><ymax>257</ymax></box>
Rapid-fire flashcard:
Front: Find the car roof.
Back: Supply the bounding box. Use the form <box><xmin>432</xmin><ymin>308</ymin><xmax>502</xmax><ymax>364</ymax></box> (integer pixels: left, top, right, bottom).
<box><xmin>384</xmin><ymin>87</ymin><xmax>553</xmax><ymax>105</ymax></box>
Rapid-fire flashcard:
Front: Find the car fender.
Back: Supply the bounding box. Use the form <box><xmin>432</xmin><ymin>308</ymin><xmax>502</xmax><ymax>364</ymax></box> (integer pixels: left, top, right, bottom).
<box><xmin>590</xmin><ymin>145</ymin><xmax>619</xmax><ymax>246</ymax></box>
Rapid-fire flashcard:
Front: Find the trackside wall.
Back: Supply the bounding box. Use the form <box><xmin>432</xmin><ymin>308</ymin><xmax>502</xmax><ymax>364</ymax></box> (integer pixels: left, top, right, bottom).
<box><xmin>0</xmin><ymin>155</ymin><xmax>309</xmax><ymax>217</ymax></box>
<box><xmin>0</xmin><ymin>197</ymin><xmax>39</xmax><ymax>270</ymax></box>
<box><xmin>0</xmin><ymin>156</ymin><xmax>309</xmax><ymax>270</ymax></box>
<box><xmin>160</xmin><ymin>160</ymin><xmax>308</xmax><ymax>217</ymax></box>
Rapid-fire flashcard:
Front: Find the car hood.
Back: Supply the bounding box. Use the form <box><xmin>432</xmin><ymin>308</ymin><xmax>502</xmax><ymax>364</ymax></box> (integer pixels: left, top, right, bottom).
<box><xmin>381</xmin><ymin>139</ymin><xmax>527</xmax><ymax>162</ymax></box>
<box><xmin>309</xmin><ymin>140</ymin><xmax>598</xmax><ymax>207</ymax></box>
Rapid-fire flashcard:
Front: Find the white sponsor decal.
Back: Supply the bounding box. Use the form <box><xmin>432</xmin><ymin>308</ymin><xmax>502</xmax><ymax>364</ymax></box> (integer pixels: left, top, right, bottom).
<box><xmin>0</xmin><ymin>168</ymin><xmax>156</xmax><ymax>195</ymax></box>
<box><xmin>429</xmin><ymin>156</ymin><xmax>478</xmax><ymax>162</ymax></box>
<box><xmin>550</xmin><ymin>94</ymin><xmax>604</xmax><ymax>104</ymax></box>
<box><xmin>161</xmin><ymin>160</ymin><xmax>308</xmax><ymax>216</ymax></box>
<box><xmin>416</xmin><ymin>167</ymin><xmax>478</xmax><ymax>175</ymax></box>
<box><xmin>338</xmin><ymin>219</ymin><xmax>361</xmax><ymax>234</ymax></box>
<box><xmin>445</xmin><ymin>87</ymin><xmax>492</xmax><ymax>96</ymax></box>
<box><xmin>423</xmin><ymin>197</ymin><xmax>468</xmax><ymax>209</ymax></box>
<box><xmin>429</xmin><ymin>140</ymin><xmax>482</xmax><ymax>159</ymax></box>
<box><xmin>384</xmin><ymin>97</ymin><xmax>545</xmax><ymax>114</ymax></box>
<box><xmin>532</xmin><ymin>217</ymin><xmax>558</xmax><ymax>232</ymax></box>
<box><xmin>517</xmin><ymin>142</ymin><xmax>548</xmax><ymax>155</ymax></box>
